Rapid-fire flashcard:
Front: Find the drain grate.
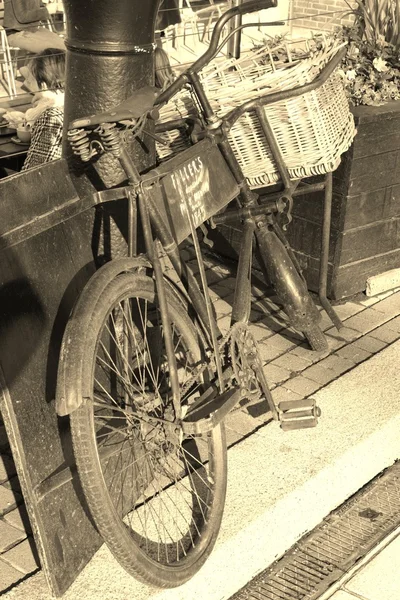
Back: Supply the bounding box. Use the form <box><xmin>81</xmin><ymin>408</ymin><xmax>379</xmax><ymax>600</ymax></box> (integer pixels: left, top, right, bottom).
<box><xmin>231</xmin><ymin>462</ymin><xmax>400</xmax><ymax>600</ymax></box>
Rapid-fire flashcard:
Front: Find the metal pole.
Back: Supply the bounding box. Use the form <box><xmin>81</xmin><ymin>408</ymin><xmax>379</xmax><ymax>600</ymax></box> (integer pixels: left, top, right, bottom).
<box><xmin>227</xmin><ymin>0</ymin><xmax>243</xmax><ymax>59</ymax></box>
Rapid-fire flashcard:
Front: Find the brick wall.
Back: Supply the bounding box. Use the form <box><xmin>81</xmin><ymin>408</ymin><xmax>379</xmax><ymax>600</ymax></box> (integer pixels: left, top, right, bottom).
<box><xmin>291</xmin><ymin>0</ymin><xmax>357</xmax><ymax>32</ymax></box>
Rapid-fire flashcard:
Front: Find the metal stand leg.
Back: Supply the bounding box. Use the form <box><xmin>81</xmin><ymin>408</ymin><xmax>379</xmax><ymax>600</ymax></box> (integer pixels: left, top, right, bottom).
<box><xmin>318</xmin><ymin>172</ymin><xmax>344</xmax><ymax>332</ymax></box>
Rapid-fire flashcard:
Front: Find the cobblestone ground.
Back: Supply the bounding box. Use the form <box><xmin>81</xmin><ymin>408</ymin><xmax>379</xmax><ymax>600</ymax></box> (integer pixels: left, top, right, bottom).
<box><xmin>1</xmin><ymin>250</ymin><xmax>399</xmax><ymax>594</ymax></box>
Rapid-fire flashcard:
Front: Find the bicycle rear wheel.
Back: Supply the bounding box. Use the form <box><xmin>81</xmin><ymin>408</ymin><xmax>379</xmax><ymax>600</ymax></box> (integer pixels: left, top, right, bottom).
<box><xmin>69</xmin><ymin>272</ymin><xmax>227</xmax><ymax>587</ymax></box>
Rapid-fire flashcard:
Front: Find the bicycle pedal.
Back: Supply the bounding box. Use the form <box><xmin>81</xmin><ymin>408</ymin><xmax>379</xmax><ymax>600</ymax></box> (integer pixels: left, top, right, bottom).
<box><xmin>277</xmin><ymin>398</ymin><xmax>321</xmax><ymax>431</ymax></box>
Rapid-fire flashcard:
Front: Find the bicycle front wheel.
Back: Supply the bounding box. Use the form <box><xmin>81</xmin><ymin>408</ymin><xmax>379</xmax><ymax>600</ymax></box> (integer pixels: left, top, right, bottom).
<box><xmin>69</xmin><ymin>273</ymin><xmax>227</xmax><ymax>587</ymax></box>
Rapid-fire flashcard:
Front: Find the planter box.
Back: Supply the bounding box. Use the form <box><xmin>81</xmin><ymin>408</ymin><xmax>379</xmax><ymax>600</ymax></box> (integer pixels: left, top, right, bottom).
<box><xmin>207</xmin><ymin>101</ymin><xmax>400</xmax><ymax>301</ymax></box>
<box><xmin>285</xmin><ymin>100</ymin><xmax>400</xmax><ymax>300</ymax></box>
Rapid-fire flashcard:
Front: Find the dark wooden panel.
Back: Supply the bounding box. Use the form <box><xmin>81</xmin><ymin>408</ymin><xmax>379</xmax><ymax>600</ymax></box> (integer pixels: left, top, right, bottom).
<box><xmin>349</xmin><ymin>149</ymin><xmax>400</xmax><ymax>182</ymax></box>
<box><xmin>343</xmin><ymin>185</ymin><xmax>400</xmax><ymax>230</ymax></box>
<box><xmin>333</xmin><ymin>145</ymin><xmax>355</xmax><ymax>193</ymax></box>
<box><xmin>353</xmin><ymin>131</ymin><xmax>400</xmax><ymax>159</ymax></box>
<box><xmin>353</xmin><ymin>117</ymin><xmax>400</xmax><ymax>141</ymax></box>
<box><xmin>292</xmin><ymin>246</ymin><xmax>400</xmax><ymax>301</ymax></box>
<box><xmin>351</xmin><ymin>100</ymin><xmax>400</xmax><ymax>125</ymax></box>
<box><xmin>290</xmin><ymin>216</ymin><xmax>400</xmax><ymax>270</ymax></box>
<box><xmin>0</xmin><ymin>160</ymin><xmax>84</xmax><ymax>242</ymax></box>
<box><xmin>0</xmin><ymin>162</ymin><xmax>105</xmax><ymax>597</ymax></box>
<box><xmin>291</xmin><ymin>191</ymin><xmax>345</xmax><ymax>231</ymax></box>
<box><xmin>339</xmin><ymin>218</ymin><xmax>400</xmax><ymax>265</ymax></box>
<box><xmin>285</xmin><ymin>216</ymin><xmax>339</xmax><ymax>264</ymax></box>
<box><xmin>333</xmin><ymin>247</ymin><xmax>400</xmax><ymax>300</ymax></box>
<box><xmin>287</xmin><ymin>249</ymin><xmax>335</xmax><ymax>297</ymax></box>
<box><xmin>353</xmin><ymin>99</ymin><xmax>400</xmax><ymax>124</ymax></box>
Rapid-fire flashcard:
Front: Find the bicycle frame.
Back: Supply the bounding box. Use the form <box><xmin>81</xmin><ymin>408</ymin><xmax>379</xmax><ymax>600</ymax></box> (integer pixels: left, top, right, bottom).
<box><xmin>62</xmin><ymin>0</ymin><xmax>336</xmax><ymax>427</ymax></box>
<box><xmin>87</xmin><ymin>136</ymin><xmax>246</xmax><ymax>427</ymax></box>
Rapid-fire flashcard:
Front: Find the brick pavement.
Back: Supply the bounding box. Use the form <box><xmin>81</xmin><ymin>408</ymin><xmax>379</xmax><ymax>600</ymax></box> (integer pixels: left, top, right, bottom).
<box><xmin>0</xmin><ymin>434</ymin><xmax>39</xmax><ymax>594</ymax></box>
<box><xmin>0</xmin><ymin>252</ymin><xmax>399</xmax><ymax>595</ymax></box>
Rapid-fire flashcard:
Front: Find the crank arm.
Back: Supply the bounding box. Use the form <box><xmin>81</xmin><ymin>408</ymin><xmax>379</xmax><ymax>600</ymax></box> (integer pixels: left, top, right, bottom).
<box><xmin>182</xmin><ymin>387</ymin><xmax>241</xmax><ymax>435</ymax></box>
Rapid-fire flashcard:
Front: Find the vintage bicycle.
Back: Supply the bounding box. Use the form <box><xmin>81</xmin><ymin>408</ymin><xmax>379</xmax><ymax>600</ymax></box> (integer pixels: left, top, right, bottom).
<box><xmin>55</xmin><ymin>0</ymin><xmax>354</xmax><ymax>588</ymax></box>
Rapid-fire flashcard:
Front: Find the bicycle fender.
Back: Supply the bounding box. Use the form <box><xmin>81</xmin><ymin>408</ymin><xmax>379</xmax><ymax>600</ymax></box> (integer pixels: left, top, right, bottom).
<box><xmin>55</xmin><ymin>256</ymin><xmax>151</xmax><ymax>416</ymax></box>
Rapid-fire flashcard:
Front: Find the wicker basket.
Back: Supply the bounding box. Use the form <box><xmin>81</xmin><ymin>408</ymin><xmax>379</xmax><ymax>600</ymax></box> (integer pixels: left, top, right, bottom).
<box><xmin>156</xmin><ymin>37</ymin><xmax>356</xmax><ymax>188</ymax></box>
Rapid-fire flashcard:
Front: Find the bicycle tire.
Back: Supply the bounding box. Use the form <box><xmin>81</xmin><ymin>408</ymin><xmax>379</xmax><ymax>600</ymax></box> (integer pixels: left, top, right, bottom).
<box><xmin>69</xmin><ymin>273</ymin><xmax>227</xmax><ymax>588</ymax></box>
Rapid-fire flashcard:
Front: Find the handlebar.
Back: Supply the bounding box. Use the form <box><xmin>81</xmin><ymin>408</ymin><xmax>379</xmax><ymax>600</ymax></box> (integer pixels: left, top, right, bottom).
<box><xmin>155</xmin><ymin>0</ymin><xmax>278</xmax><ymax>106</ymax></box>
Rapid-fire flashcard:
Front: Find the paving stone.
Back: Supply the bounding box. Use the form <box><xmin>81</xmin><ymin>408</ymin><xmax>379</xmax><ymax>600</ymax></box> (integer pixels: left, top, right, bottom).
<box><xmin>357</xmin><ymin>293</ymin><xmax>385</xmax><ymax>307</ymax></box>
<box><xmin>336</xmin><ymin>343</ymin><xmax>372</xmax><ymax>364</ymax></box>
<box><xmin>250</xmin><ymin>309</ymin><xmax>265</xmax><ymax>322</ymax></box>
<box><xmin>213</xmin><ymin>276</ymin><xmax>236</xmax><ymax>290</ymax></box>
<box><xmin>385</xmin><ymin>315</ymin><xmax>400</xmax><ymax>332</ymax></box>
<box><xmin>0</xmin><ymin>455</ymin><xmax>16</xmax><ymax>484</ymax></box>
<box><xmin>0</xmin><ymin>425</ymin><xmax>10</xmax><ymax>452</ymax></box>
<box><xmin>250</xmin><ymin>322</ymin><xmax>275</xmax><ymax>342</ymax></box>
<box><xmin>255</xmin><ymin>316</ymin><xmax>285</xmax><ymax>334</ymax></box>
<box><xmin>264</xmin><ymin>333</ymin><xmax>297</xmax><ymax>353</ymax></box>
<box><xmin>2</xmin><ymin>538</ymin><xmax>40</xmax><ymax>575</ymax></box>
<box><xmin>0</xmin><ymin>486</ymin><xmax>22</xmax><ymax>517</ymax></box>
<box><xmin>253</xmin><ymin>296</ymin><xmax>281</xmax><ymax>314</ymax></box>
<box><xmin>301</xmin><ymin>364</ymin><xmax>337</xmax><ymax>386</ymax></box>
<box><xmin>332</xmin><ymin>302</ymin><xmax>365</xmax><ymax>320</ymax></box>
<box><xmin>0</xmin><ymin>519</ymin><xmax>26</xmax><ymax>553</ymax></box>
<box><xmin>371</xmin><ymin>293</ymin><xmax>400</xmax><ymax>318</ymax></box>
<box><xmin>288</xmin><ymin>344</ymin><xmax>323</xmax><ymax>363</ymax></box>
<box><xmin>257</xmin><ymin>341</ymin><xmax>286</xmax><ymax>363</ymax></box>
<box><xmin>352</xmin><ymin>335</ymin><xmax>387</xmax><ymax>354</ymax></box>
<box><xmin>217</xmin><ymin>315</ymin><xmax>232</xmax><ymax>335</ymax></box>
<box><xmin>245</xmin><ymin>398</ymin><xmax>272</xmax><ymax>420</ymax></box>
<box><xmin>4</xmin><ymin>505</ymin><xmax>32</xmax><ymax>534</ymax></box>
<box><xmin>213</xmin><ymin>298</ymin><xmax>233</xmax><ymax>317</ymax></box>
<box><xmin>250</xmin><ymin>298</ymin><xmax>269</xmax><ymax>314</ymax></box>
<box><xmin>270</xmin><ymin>353</ymin><xmax>311</xmax><ymax>374</ymax></box>
<box><xmin>318</xmin><ymin>309</ymin><xmax>337</xmax><ymax>331</ymax></box>
<box><xmin>209</xmin><ymin>282</ymin><xmax>233</xmax><ymax>299</ymax></box>
<box><xmin>223</xmin><ymin>292</ymin><xmax>236</xmax><ymax>305</ymax></box>
<box><xmin>325</xmin><ymin>327</ymin><xmax>361</xmax><ymax>348</ymax></box>
<box><xmin>342</xmin><ymin>309</ymin><xmax>390</xmax><ymax>335</ymax></box>
<box><xmin>280</xmin><ymin>327</ymin><xmax>305</xmax><ymax>343</ymax></box>
<box><xmin>225</xmin><ymin>410</ymin><xmax>265</xmax><ymax>448</ymax></box>
<box><xmin>208</xmin><ymin>264</ymin><xmax>231</xmax><ymax>277</ymax></box>
<box><xmin>0</xmin><ymin>557</ymin><xmax>24</xmax><ymax>591</ymax></box>
<box><xmin>370</xmin><ymin>322</ymin><xmax>400</xmax><ymax>343</ymax></box>
<box><xmin>250</xmin><ymin>285</ymin><xmax>267</xmax><ymax>298</ymax></box>
<box><xmin>263</xmin><ymin>364</ymin><xmax>291</xmax><ymax>386</ymax></box>
<box><xmin>204</xmin><ymin>269</ymin><xmax>224</xmax><ymax>285</ymax></box>
<box><xmin>208</xmin><ymin>289</ymin><xmax>221</xmax><ymax>303</ymax></box>
<box><xmin>3</xmin><ymin>476</ymin><xmax>21</xmax><ymax>493</ymax></box>
<box><xmin>317</xmin><ymin>354</ymin><xmax>356</xmax><ymax>377</ymax></box>
<box><xmin>325</xmin><ymin>332</ymin><xmax>349</xmax><ymax>352</ymax></box>
<box><xmin>281</xmin><ymin>375</ymin><xmax>321</xmax><ymax>396</ymax></box>
<box><xmin>271</xmin><ymin>386</ymin><xmax>305</xmax><ymax>404</ymax></box>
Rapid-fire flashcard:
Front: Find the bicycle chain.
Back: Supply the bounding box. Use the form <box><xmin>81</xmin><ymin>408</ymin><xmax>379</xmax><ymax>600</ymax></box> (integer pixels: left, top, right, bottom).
<box><xmin>180</xmin><ymin>325</ymin><xmax>234</xmax><ymax>399</ymax></box>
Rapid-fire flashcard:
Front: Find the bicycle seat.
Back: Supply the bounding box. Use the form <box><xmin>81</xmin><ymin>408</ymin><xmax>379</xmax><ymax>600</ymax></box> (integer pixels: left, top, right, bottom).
<box><xmin>68</xmin><ymin>86</ymin><xmax>160</xmax><ymax>129</ymax></box>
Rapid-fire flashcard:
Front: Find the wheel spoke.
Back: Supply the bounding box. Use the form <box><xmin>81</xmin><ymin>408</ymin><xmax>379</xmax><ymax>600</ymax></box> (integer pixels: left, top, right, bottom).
<box><xmin>72</xmin><ymin>275</ymin><xmax>226</xmax><ymax>579</ymax></box>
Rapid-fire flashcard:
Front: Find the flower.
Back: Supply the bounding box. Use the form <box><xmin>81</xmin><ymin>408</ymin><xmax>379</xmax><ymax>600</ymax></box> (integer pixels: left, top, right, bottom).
<box><xmin>373</xmin><ymin>57</ymin><xmax>389</xmax><ymax>72</ymax></box>
<box><xmin>334</xmin><ymin>24</ymin><xmax>400</xmax><ymax>106</ymax></box>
